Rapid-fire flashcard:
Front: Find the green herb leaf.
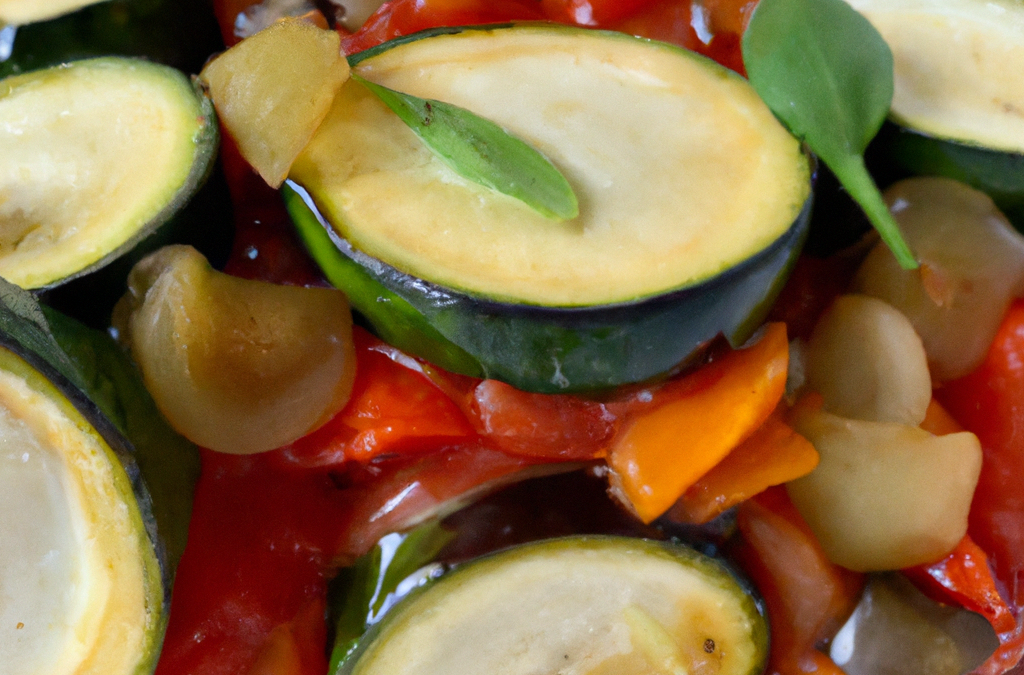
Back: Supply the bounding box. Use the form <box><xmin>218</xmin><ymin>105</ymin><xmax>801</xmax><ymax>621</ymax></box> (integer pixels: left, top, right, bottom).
<box><xmin>742</xmin><ymin>0</ymin><xmax>918</xmax><ymax>269</ymax></box>
<box><xmin>0</xmin><ymin>278</ymin><xmax>89</xmax><ymax>393</ymax></box>
<box><xmin>354</xmin><ymin>74</ymin><xmax>579</xmax><ymax>221</ymax></box>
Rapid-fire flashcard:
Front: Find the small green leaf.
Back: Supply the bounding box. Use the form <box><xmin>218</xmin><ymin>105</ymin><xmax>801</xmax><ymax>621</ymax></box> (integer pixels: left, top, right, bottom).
<box><xmin>742</xmin><ymin>0</ymin><xmax>918</xmax><ymax>269</ymax></box>
<box><xmin>354</xmin><ymin>75</ymin><xmax>579</xmax><ymax>221</ymax></box>
<box><xmin>0</xmin><ymin>278</ymin><xmax>89</xmax><ymax>393</ymax></box>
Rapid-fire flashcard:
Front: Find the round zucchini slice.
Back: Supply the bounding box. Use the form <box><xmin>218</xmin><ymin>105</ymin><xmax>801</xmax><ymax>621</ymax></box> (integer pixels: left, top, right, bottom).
<box><xmin>288</xmin><ymin>24</ymin><xmax>811</xmax><ymax>392</ymax></box>
<box><xmin>0</xmin><ymin>57</ymin><xmax>218</xmax><ymax>290</ymax></box>
<box><xmin>0</xmin><ymin>344</ymin><xmax>164</xmax><ymax>675</ymax></box>
<box><xmin>338</xmin><ymin>536</ymin><xmax>768</xmax><ymax>675</ymax></box>
<box><xmin>845</xmin><ymin>0</ymin><xmax>1024</xmax><ymax>224</ymax></box>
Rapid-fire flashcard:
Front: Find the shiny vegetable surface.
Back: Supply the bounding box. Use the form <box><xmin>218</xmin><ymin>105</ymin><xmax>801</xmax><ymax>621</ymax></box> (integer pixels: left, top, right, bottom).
<box><xmin>4</xmin><ymin>0</ymin><xmax>1024</xmax><ymax>674</ymax></box>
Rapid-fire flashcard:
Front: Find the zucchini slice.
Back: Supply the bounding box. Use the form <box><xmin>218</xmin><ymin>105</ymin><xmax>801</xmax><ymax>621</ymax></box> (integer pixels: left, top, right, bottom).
<box><xmin>0</xmin><ymin>339</ymin><xmax>164</xmax><ymax>675</ymax></box>
<box><xmin>289</xmin><ymin>24</ymin><xmax>811</xmax><ymax>392</ymax></box>
<box><xmin>845</xmin><ymin>0</ymin><xmax>1024</xmax><ymax>222</ymax></box>
<box><xmin>338</xmin><ymin>536</ymin><xmax>767</xmax><ymax>675</ymax></box>
<box><xmin>0</xmin><ymin>57</ymin><xmax>217</xmax><ymax>290</ymax></box>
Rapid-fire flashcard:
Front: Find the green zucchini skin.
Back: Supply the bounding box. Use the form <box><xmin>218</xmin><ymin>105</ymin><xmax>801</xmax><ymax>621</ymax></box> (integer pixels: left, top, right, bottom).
<box><xmin>881</xmin><ymin>123</ymin><xmax>1024</xmax><ymax>231</ymax></box>
<box><xmin>287</xmin><ymin>182</ymin><xmax>810</xmax><ymax>393</ymax></box>
<box><xmin>0</xmin><ymin>281</ymin><xmax>169</xmax><ymax>673</ymax></box>
<box><xmin>0</xmin><ymin>0</ymin><xmax>222</xmax><ymax>79</ymax></box>
<box><xmin>2</xmin><ymin>57</ymin><xmax>227</xmax><ymax>322</ymax></box>
<box><xmin>335</xmin><ymin>536</ymin><xmax>769</xmax><ymax>675</ymax></box>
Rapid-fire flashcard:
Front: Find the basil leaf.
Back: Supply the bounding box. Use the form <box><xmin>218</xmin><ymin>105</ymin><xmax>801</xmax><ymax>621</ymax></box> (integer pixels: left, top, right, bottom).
<box><xmin>0</xmin><ymin>278</ymin><xmax>89</xmax><ymax>393</ymax></box>
<box><xmin>354</xmin><ymin>75</ymin><xmax>579</xmax><ymax>221</ymax></box>
<box><xmin>742</xmin><ymin>0</ymin><xmax>918</xmax><ymax>269</ymax></box>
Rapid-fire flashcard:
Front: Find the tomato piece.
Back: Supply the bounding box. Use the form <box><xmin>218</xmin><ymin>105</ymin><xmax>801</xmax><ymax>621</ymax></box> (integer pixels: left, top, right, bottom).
<box><xmin>540</xmin><ymin>0</ymin><xmax>659</xmax><ymax>25</ymax></box>
<box><xmin>342</xmin><ymin>0</ymin><xmax>547</xmax><ymax>54</ymax></box>
<box><xmin>156</xmin><ymin>451</ymin><xmax>346</xmax><ymax>675</ymax></box>
<box><xmin>938</xmin><ymin>301</ymin><xmax>1024</xmax><ymax>607</ymax></box>
<box><xmin>905</xmin><ymin>536</ymin><xmax>1024</xmax><ymax>675</ymax></box>
<box><xmin>733</xmin><ymin>487</ymin><xmax>865</xmax><ymax>675</ymax></box>
<box><xmin>936</xmin><ymin>300</ymin><xmax>1024</xmax><ymax>673</ymax></box>
<box><xmin>466</xmin><ymin>379</ymin><xmax>616</xmax><ymax>460</ymax></box>
<box><xmin>279</xmin><ymin>329</ymin><xmax>476</xmax><ymax>468</ymax></box>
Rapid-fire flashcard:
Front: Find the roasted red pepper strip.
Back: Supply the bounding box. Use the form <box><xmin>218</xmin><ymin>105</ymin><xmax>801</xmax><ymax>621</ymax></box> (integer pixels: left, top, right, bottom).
<box><xmin>732</xmin><ymin>487</ymin><xmax>865</xmax><ymax>675</ymax></box>
<box><xmin>905</xmin><ymin>536</ymin><xmax>1023</xmax><ymax>675</ymax></box>
<box><xmin>936</xmin><ymin>299</ymin><xmax>1024</xmax><ymax>673</ymax></box>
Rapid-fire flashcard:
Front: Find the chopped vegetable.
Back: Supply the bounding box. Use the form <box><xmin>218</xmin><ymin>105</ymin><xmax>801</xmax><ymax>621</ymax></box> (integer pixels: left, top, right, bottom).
<box><xmin>116</xmin><ymin>245</ymin><xmax>356</xmax><ymax>455</ymax></box>
<box><xmin>805</xmin><ymin>294</ymin><xmax>931</xmax><ymax>425</ymax></box>
<box><xmin>788</xmin><ymin>405</ymin><xmax>982</xmax><ymax>571</ymax></box>
<box><xmin>855</xmin><ymin>177</ymin><xmax>1024</xmax><ymax>381</ymax></box>
<box><xmin>669</xmin><ymin>409</ymin><xmax>818</xmax><ymax>525</ymax></box>
<box><xmin>607</xmin><ymin>322</ymin><xmax>789</xmax><ymax>523</ymax></box>
<box><xmin>201</xmin><ymin>18</ymin><xmax>350</xmax><ymax>188</ymax></box>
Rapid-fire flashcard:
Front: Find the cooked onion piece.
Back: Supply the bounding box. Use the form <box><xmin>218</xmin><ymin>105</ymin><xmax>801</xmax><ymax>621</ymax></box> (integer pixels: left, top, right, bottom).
<box><xmin>855</xmin><ymin>177</ymin><xmax>1024</xmax><ymax>381</ymax></box>
<box><xmin>830</xmin><ymin>574</ymin><xmax>999</xmax><ymax>675</ymax></box>
<box><xmin>806</xmin><ymin>294</ymin><xmax>931</xmax><ymax>425</ymax></box>
<box><xmin>201</xmin><ymin>18</ymin><xmax>350</xmax><ymax>187</ymax></box>
<box><xmin>117</xmin><ymin>245</ymin><xmax>356</xmax><ymax>454</ymax></box>
<box><xmin>788</xmin><ymin>407</ymin><xmax>981</xmax><ymax>572</ymax></box>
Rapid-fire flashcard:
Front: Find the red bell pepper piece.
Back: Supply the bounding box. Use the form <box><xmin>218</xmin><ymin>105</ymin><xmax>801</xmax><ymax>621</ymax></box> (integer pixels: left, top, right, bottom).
<box><xmin>732</xmin><ymin>487</ymin><xmax>865</xmax><ymax>675</ymax></box>
<box><xmin>936</xmin><ymin>299</ymin><xmax>1024</xmax><ymax>673</ymax></box>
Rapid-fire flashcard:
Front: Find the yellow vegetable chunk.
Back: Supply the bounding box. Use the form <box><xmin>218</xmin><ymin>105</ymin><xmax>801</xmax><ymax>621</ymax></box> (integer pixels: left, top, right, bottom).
<box><xmin>116</xmin><ymin>246</ymin><xmax>356</xmax><ymax>455</ymax></box>
<box><xmin>788</xmin><ymin>407</ymin><xmax>981</xmax><ymax>572</ymax></box>
<box><xmin>806</xmin><ymin>294</ymin><xmax>932</xmax><ymax>425</ymax></box>
<box><xmin>201</xmin><ymin>18</ymin><xmax>350</xmax><ymax>187</ymax></box>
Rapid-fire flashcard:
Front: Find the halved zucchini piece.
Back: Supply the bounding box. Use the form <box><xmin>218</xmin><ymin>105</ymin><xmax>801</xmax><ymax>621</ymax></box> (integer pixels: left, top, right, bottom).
<box><xmin>0</xmin><ymin>337</ymin><xmax>164</xmax><ymax>674</ymax></box>
<box><xmin>337</xmin><ymin>536</ymin><xmax>767</xmax><ymax>675</ymax></box>
<box><xmin>289</xmin><ymin>24</ymin><xmax>811</xmax><ymax>392</ymax></box>
<box><xmin>0</xmin><ymin>57</ymin><xmax>217</xmax><ymax>289</ymax></box>
<box><xmin>845</xmin><ymin>0</ymin><xmax>1024</xmax><ymax>223</ymax></box>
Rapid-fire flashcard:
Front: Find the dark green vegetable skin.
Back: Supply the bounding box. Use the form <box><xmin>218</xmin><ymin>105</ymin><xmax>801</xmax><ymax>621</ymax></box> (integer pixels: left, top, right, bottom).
<box><xmin>878</xmin><ymin>124</ymin><xmax>1024</xmax><ymax>231</ymax></box>
<box><xmin>0</xmin><ymin>279</ymin><xmax>185</xmax><ymax>672</ymax></box>
<box><xmin>0</xmin><ymin>0</ymin><xmax>222</xmax><ymax>78</ymax></box>
<box><xmin>286</xmin><ymin>182</ymin><xmax>810</xmax><ymax>394</ymax></box>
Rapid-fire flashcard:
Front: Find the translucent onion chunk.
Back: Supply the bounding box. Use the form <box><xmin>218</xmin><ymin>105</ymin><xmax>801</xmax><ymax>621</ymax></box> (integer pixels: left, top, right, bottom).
<box><xmin>830</xmin><ymin>574</ymin><xmax>998</xmax><ymax>675</ymax></box>
<box><xmin>806</xmin><ymin>294</ymin><xmax>931</xmax><ymax>425</ymax></box>
<box><xmin>201</xmin><ymin>18</ymin><xmax>350</xmax><ymax>187</ymax></box>
<box><xmin>855</xmin><ymin>177</ymin><xmax>1024</xmax><ymax>381</ymax></box>
<box><xmin>788</xmin><ymin>407</ymin><xmax>981</xmax><ymax>571</ymax></box>
<box><xmin>116</xmin><ymin>245</ymin><xmax>356</xmax><ymax>454</ymax></box>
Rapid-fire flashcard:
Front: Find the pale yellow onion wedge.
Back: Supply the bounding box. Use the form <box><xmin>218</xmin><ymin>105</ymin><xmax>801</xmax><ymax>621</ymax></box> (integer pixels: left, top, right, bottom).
<box><xmin>788</xmin><ymin>407</ymin><xmax>981</xmax><ymax>572</ymax></box>
<box><xmin>201</xmin><ymin>18</ymin><xmax>350</xmax><ymax>187</ymax></box>
<box><xmin>115</xmin><ymin>245</ymin><xmax>356</xmax><ymax>455</ymax></box>
<box><xmin>855</xmin><ymin>177</ymin><xmax>1024</xmax><ymax>381</ymax></box>
<box><xmin>805</xmin><ymin>294</ymin><xmax>931</xmax><ymax>425</ymax></box>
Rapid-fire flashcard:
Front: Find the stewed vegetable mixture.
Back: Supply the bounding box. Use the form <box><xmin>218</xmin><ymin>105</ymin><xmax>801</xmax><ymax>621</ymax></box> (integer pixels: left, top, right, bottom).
<box><xmin>1</xmin><ymin>0</ymin><xmax>1023</xmax><ymax>674</ymax></box>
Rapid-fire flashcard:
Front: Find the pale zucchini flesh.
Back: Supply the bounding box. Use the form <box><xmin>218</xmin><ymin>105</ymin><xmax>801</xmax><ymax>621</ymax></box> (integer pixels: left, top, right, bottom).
<box><xmin>291</xmin><ymin>26</ymin><xmax>810</xmax><ymax>307</ymax></box>
<box><xmin>0</xmin><ymin>346</ymin><xmax>163</xmax><ymax>675</ymax></box>
<box><xmin>0</xmin><ymin>57</ymin><xmax>216</xmax><ymax>290</ymax></box>
<box><xmin>343</xmin><ymin>537</ymin><xmax>767</xmax><ymax>675</ymax></box>
<box><xmin>845</xmin><ymin>0</ymin><xmax>1024</xmax><ymax>154</ymax></box>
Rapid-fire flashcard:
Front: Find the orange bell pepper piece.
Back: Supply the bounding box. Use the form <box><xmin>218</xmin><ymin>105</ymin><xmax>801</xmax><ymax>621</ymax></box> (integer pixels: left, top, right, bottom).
<box><xmin>608</xmin><ymin>323</ymin><xmax>789</xmax><ymax>523</ymax></box>
<box><xmin>668</xmin><ymin>409</ymin><xmax>818</xmax><ymax>524</ymax></box>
